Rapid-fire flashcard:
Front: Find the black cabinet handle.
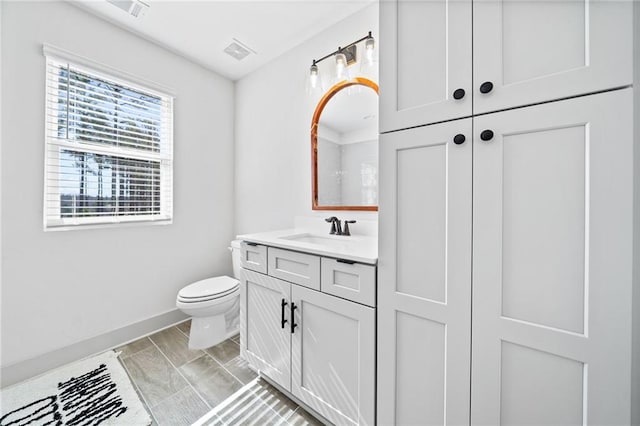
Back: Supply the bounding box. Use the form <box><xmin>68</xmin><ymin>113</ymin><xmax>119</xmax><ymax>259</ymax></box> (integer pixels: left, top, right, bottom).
<box><xmin>480</xmin><ymin>130</ymin><xmax>494</xmax><ymax>141</ymax></box>
<box><xmin>453</xmin><ymin>134</ymin><xmax>466</xmax><ymax>145</ymax></box>
<box><xmin>452</xmin><ymin>88</ymin><xmax>465</xmax><ymax>100</ymax></box>
<box><xmin>479</xmin><ymin>81</ymin><xmax>494</xmax><ymax>94</ymax></box>
<box><xmin>281</xmin><ymin>298</ymin><xmax>288</xmax><ymax>329</ymax></box>
<box><xmin>290</xmin><ymin>302</ymin><xmax>298</xmax><ymax>334</ymax></box>
<box><xmin>337</xmin><ymin>259</ymin><xmax>356</xmax><ymax>265</ymax></box>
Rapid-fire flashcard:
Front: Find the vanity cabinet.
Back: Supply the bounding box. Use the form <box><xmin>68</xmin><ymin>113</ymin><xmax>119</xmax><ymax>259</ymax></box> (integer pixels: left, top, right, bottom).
<box><xmin>380</xmin><ymin>0</ymin><xmax>632</xmax><ymax>132</ymax></box>
<box><xmin>240</xmin><ymin>245</ymin><xmax>376</xmax><ymax>426</ymax></box>
<box><xmin>378</xmin><ymin>89</ymin><xmax>635</xmax><ymax>424</ymax></box>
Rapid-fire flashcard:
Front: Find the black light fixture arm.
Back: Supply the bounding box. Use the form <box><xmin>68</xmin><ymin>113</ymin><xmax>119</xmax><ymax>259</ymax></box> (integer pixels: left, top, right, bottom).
<box><xmin>311</xmin><ymin>31</ymin><xmax>373</xmax><ymax>66</ymax></box>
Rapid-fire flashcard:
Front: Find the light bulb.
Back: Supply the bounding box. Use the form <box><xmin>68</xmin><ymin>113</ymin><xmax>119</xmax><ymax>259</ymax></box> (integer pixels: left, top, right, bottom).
<box><xmin>335</xmin><ymin>52</ymin><xmax>349</xmax><ymax>82</ymax></box>
<box><xmin>360</xmin><ymin>34</ymin><xmax>377</xmax><ymax>80</ymax></box>
<box><xmin>309</xmin><ymin>63</ymin><xmax>319</xmax><ymax>88</ymax></box>
<box><xmin>306</xmin><ymin>61</ymin><xmax>324</xmax><ymax>96</ymax></box>
<box><xmin>364</xmin><ymin>36</ymin><xmax>375</xmax><ymax>64</ymax></box>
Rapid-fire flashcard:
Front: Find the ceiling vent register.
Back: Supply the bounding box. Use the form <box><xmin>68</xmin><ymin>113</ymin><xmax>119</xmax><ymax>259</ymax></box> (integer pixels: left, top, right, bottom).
<box><xmin>224</xmin><ymin>38</ymin><xmax>256</xmax><ymax>61</ymax></box>
<box><xmin>106</xmin><ymin>0</ymin><xmax>149</xmax><ymax>18</ymax></box>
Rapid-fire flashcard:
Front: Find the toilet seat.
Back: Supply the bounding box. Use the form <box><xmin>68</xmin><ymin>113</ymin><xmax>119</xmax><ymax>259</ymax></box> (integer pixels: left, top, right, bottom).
<box><xmin>177</xmin><ymin>276</ymin><xmax>239</xmax><ymax>304</ymax></box>
<box><xmin>177</xmin><ymin>287</ymin><xmax>239</xmax><ymax>304</ymax></box>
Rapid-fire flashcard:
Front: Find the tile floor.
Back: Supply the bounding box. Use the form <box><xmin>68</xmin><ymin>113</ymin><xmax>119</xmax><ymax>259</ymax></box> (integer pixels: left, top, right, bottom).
<box><xmin>116</xmin><ymin>320</ymin><xmax>323</xmax><ymax>426</ymax></box>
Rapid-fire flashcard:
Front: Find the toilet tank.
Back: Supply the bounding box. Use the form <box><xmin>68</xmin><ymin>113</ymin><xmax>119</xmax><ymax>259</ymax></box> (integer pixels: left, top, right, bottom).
<box><xmin>230</xmin><ymin>239</ymin><xmax>242</xmax><ymax>279</ymax></box>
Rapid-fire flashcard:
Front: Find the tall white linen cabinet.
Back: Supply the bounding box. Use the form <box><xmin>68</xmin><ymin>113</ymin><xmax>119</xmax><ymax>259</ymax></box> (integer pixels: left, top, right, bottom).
<box><xmin>377</xmin><ymin>1</ymin><xmax>640</xmax><ymax>425</ymax></box>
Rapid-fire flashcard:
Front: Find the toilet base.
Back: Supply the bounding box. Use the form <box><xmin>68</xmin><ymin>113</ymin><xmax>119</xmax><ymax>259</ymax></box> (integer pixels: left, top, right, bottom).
<box><xmin>188</xmin><ymin>315</ymin><xmax>226</xmax><ymax>350</ymax></box>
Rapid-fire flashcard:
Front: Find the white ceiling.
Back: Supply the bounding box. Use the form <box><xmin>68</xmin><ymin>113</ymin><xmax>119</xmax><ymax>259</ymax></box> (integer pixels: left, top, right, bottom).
<box><xmin>72</xmin><ymin>0</ymin><xmax>375</xmax><ymax>81</ymax></box>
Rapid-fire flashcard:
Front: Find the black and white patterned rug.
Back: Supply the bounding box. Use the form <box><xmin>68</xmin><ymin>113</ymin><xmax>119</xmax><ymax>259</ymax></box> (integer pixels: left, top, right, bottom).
<box><xmin>0</xmin><ymin>351</ymin><xmax>151</xmax><ymax>426</ymax></box>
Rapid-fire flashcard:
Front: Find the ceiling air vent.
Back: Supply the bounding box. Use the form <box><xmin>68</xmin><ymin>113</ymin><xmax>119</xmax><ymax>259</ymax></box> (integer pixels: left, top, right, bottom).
<box><xmin>106</xmin><ymin>0</ymin><xmax>149</xmax><ymax>18</ymax></box>
<box><xmin>224</xmin><ymin>39</ymin><xmax>256</xmax><ymax>61</ymax></box>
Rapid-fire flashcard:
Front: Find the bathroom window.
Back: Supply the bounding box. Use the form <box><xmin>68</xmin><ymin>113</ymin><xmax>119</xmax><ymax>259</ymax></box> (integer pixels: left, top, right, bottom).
<box><xmin>43</xmin><ymin>47</ymin><xmax>174</xmax><ymax>229</ymax></box>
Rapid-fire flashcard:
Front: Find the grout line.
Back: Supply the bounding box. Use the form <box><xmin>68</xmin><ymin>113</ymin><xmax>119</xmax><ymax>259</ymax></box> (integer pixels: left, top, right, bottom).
<box><xmin>202</xmin><ymin>351</ymin><xmax>245</xmax><ymax>388</ymax></box>
<box><xmin>117</xmin><ymin>337</ymin><xmax>154</xmax><ymax>361</ymax></box>
<box><xmin>117</xmin><ymin>355</ymin><xmax>161</xmax><ymax>425</ymax></box>
<box><xmin>119</xmin><ymin>324</ymin><xmax>263</xmax><ymax>425</ymax></box>
<box><xmin>196</xmin><ymin>352</ymin><xmax>291</xmax><ymax>425</ymax></box>
<box><xmin>194</xmin><ymin>377</ymin><xmax>292</xmax><ymax>426</ymax></box>
<box><xmin>237</xmin><ymin>375</ymin><xmax>295</xmax><ymax>423</ymax></box>
<box><xmin>147</xmin><ymin>336</ymin><xmax>213</xmax><ymax>411</ymax></box>
<box><xmin>192</xmin><ymin>378</ymin><xmax>262</xmax><ymax>426</ymax></box>
<box><xmin>175</xmin><ymin>320</ymin><xmax>191</xmax><ymax>338</ymax></box>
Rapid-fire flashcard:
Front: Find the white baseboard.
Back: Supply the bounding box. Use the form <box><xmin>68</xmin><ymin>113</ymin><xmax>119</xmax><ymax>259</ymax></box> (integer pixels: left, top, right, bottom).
<box><xmin>1</xmin><ymin>309</ymin><xmax>188</xmax><ymax>388</ymax></box>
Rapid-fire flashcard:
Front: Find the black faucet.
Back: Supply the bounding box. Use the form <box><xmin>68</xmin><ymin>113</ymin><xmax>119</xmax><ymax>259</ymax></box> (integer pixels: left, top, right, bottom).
<box><xmin>325</xmin><ymin>216</ymin><xmax>342</xmax><ymax>235</ymax></box>
<box><xmin>343</xmin><ymin>220</ymin><xmax>356</xmax><ymax>236</ymax></box>
<box><xmin>325</xmin><ymin>217</ymin><xmax>356</xmax><ymax>236</ymax></box>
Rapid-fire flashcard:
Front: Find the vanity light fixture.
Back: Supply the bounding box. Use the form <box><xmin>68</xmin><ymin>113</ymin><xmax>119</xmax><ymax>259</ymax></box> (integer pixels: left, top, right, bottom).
<box><xmin>307</xmin><ymin>31</ymin><xmax>376</xmax><ymax>91</ymax></box>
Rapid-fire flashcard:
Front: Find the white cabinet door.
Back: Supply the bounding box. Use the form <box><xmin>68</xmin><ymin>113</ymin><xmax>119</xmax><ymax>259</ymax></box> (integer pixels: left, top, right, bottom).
<box><xmin>473</xmin><ymin>0</ymin><xmax>632</xmax><ymax>115</ymax></box>
<box><xmin>291</xmin><ymin>285</ymin><xmax>375</xmax><ymax>426</ymax></box>
<box><xmin>380</xmin><ymin>0</ymin><xmax>472</xmax><ymax>132</ymax></box>
<box><xmin>472</xmin><ymin>89</ymin><xmax>633</xmax><ymax>425</ymax></box>
<box><xmin>240</xmin><ymin>269</ymin><xmax>291</xmax><ymax>391</ymax></box>
<box><xmin>378</xmin><ymin>118</ymin><xmax>473</xmax><ymax>425</ymax></box>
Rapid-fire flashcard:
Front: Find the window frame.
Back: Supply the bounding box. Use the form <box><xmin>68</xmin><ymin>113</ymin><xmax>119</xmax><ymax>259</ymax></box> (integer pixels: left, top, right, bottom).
<box><xmin>43</xmin><ymin>45</ymin><xmax>175</xmax><ymax>230</ymax></box>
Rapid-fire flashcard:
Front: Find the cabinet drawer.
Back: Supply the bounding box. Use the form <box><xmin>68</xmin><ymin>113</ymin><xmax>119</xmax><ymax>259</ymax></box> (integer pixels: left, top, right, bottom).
<box><xmin>321</xmin><ymin>258</ymin><xmax>376</xmax><ymax>307</ymax></box>
<box><xmin>240</xmin><ymin>242</ymin><xmax>267</xmax><ymax>274</ymax></box>
<box><xmin>268</xmin><ymin>247</ymin><xmax>320</xmax><ymax>290</ymax></box>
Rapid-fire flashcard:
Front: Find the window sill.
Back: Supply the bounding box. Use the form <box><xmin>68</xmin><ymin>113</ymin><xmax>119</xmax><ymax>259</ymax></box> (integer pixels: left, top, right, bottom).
<box><xmin>44</xmin><ymin>216</ymin><xmax>172</xmax><ymax>232</ymax></box>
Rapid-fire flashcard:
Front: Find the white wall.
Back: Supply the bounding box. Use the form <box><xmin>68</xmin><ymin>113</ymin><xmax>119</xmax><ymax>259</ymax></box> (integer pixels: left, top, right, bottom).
<box><xmin>235</xmin><ymin>4</ymin><xmax>378</xmax><ymax>234</ymax></box>
<box><xmin>1</xmin><ymin>1</ymin><xmax>235</xmax><ymax>367</ymax></box>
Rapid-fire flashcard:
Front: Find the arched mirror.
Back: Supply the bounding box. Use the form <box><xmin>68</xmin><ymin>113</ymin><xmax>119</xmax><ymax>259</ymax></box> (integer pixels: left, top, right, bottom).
<box><xmin>311</xmin><ymin>77</ymin><xmax>379</xmax><ymax>211</ymax></box>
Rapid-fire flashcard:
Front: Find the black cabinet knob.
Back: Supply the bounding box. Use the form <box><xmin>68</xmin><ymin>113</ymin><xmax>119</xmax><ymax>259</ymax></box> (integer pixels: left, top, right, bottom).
<box><xmin>479</xmin><ymin>81</ymin><xmax>494</xmax><ymax>94</ymax></box>
<box><xmin>453</xmin><ymin>134</ymin><xmax>466</xmax><ymax>145</ymax></box>
<box><xmin>480</xmin><ymin>130</ymin><xmax>494</xmax><ymax>141</ymax></box>
<box><xmin>453</xmin><ymin>88</ymin><xmax>465</xmax><ymax>100</ymax></box>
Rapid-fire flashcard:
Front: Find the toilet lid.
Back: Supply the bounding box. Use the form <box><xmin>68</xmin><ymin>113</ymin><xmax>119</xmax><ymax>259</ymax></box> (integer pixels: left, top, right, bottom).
<box><xmin>179</xmin><ymin>276</ymin><xmax>239</xmax><ymax>299</ymax></box>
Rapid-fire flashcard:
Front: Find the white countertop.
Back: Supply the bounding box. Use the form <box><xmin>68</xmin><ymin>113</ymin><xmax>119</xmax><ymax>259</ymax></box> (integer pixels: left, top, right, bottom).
<box><xmin>237</xmin><ymin>228</ymin><xmax>378</xmax><ymax>265</ymax></box>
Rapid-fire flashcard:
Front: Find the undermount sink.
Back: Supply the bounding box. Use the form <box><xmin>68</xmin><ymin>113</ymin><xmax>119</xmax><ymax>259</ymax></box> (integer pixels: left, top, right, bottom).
<box><xmin>278</xmin><ymin>233</ymin><xmax>349</xmax><ymax>246</ymax></box>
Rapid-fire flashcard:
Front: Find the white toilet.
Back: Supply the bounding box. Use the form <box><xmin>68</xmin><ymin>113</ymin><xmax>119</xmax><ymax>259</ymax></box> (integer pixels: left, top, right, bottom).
<box><xmin>176</xmin><ymin>240</ymin><xmax>242</xmax><ymax>349</ymax></box>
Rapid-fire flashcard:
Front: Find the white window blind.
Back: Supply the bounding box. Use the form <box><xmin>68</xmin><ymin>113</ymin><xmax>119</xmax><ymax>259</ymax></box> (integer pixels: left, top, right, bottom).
<box><xmin>44</xmin><ymin>54</ymin><xmax>173</xmax><ymax>229</ymax></box>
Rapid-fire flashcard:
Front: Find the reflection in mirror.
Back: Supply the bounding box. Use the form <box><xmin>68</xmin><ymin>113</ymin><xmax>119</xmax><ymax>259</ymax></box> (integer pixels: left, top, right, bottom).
<box><xmin>312</xmin><ymin>78</ymin><xmax>378</xmax><ymax>211</ymax></box>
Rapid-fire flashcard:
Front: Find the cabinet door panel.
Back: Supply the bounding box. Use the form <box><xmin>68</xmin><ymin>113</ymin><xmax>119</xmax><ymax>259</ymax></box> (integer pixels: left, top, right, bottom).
<box><xmin>380</xmin><ymin>0</ymin><xmax>472</xmax><ymax>132</ymax></box>
<box><xmin>291</xmin><ymin>285</ymin><xmax>375</xmax><ymax>426</ymax></box>
<box><xmin>240</xmin><ymin>269</ymin><xmax>291</xmax><ymax>390</ymax></box>
<box><xmin>472</xmin><ymin>89</ymin><xmax>633</xmax><ymax>425</ymax></box>
<box><xmin>473</xmin><ymin>0</ymin><xmax>632</xmax><ymax>114</ymax></box>
<box><xmin>378</xmin><ymin>118</ymin><xmax>472</xmax><ymax>425</ymax></box>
